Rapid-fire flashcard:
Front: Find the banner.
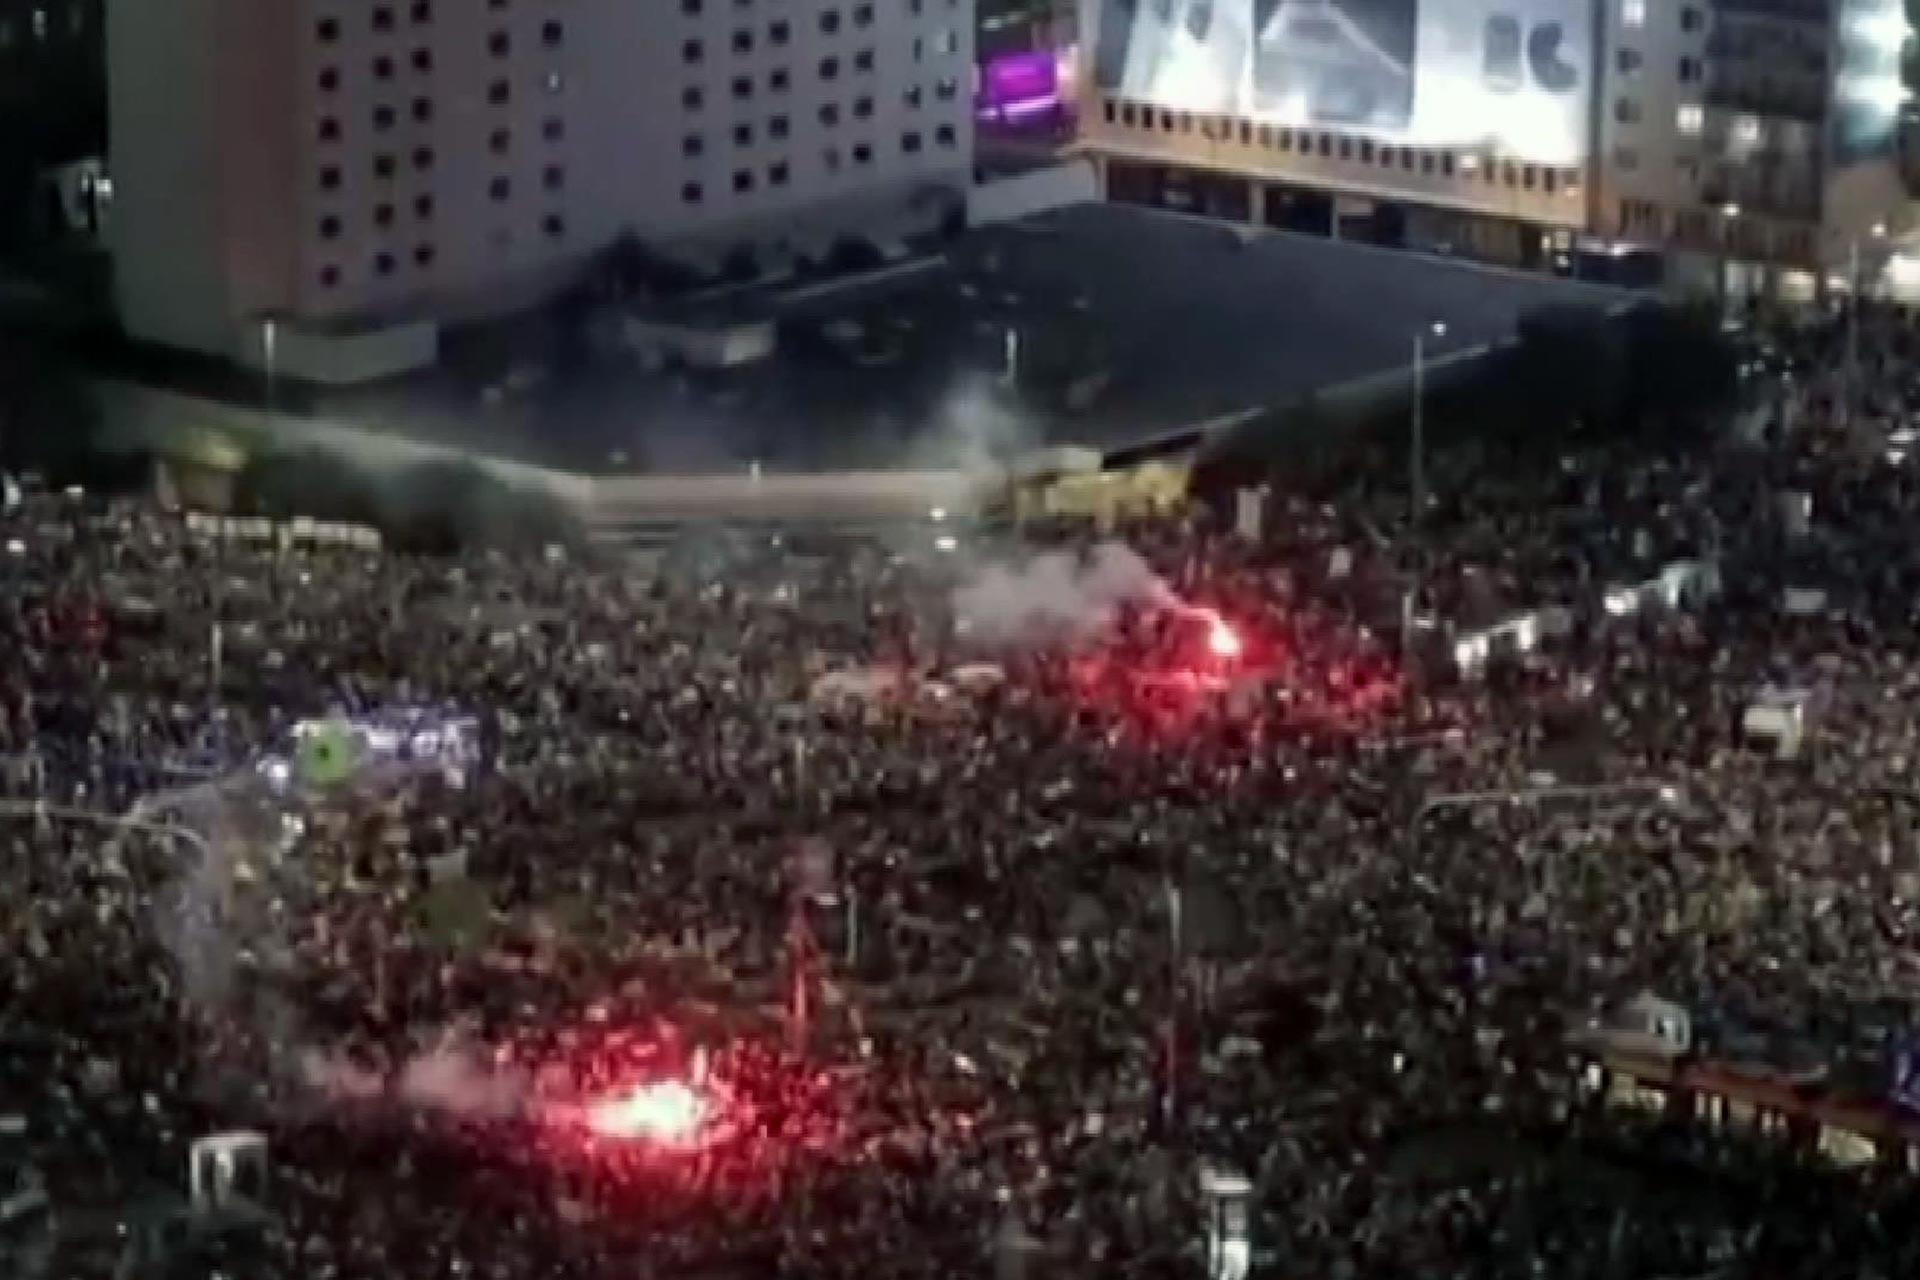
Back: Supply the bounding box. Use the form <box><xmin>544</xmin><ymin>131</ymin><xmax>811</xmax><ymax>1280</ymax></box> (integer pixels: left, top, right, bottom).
<box><xmin>1093</xmin><ymin>0</ymin><xmax>1593</xmax><ymax>166</ymax></box>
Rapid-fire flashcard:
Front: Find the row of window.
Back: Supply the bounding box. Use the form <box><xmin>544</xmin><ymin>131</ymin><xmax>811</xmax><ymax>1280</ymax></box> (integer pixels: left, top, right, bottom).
<box><xmin>685</xmin><ymin>119</ymin><xmax>957</xmax><ymax>156</ymax></box>
<box><xmin>314</xmin><ymin>215</ymin><xmax>565</xmax><ymax>290</ymax></box>
<box><xmin>1615</xmin><ymin>197</ymin><xmax>1813</xmax><ymax>260</ymax></box>
<box><xmin>317</xmin><ymin>112</ymin><xmax>564</xmax><ymax>145</ymax></box>
<box><xmin>682</xmin><ymin>0</ymin><xmax>958</xmax><ymax>10</ymax></box>
<box><xmin>682</xmin><ymin>72</ymin><xmax>959</xmax><ymax>110</ymax></box>
<box><xmin>677</xmin><ymin>128</ymin><xmax>955</xmax><ymax>204</ymax></box>
<box><xmin>1102</xmin><ymin>100</ymin><xmax>1581</xmax><ymax>196</ymax></box>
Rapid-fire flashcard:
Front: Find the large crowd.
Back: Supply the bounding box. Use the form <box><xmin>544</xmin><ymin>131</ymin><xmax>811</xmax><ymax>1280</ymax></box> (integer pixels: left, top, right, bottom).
<box><xmin>9</xmin><ymin>302</ymin><xmax>1920</xmax><ymax>1278</ymax></box>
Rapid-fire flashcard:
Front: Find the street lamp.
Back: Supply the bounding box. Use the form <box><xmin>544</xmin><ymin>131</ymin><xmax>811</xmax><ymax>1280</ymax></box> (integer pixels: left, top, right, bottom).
<box><xmin>1845</xmin><ymin>221</ymin><xmax>1889</xmax><ymax>430</ymax></box>
<box><xmin>1717</xmin><ymin>204</ymin><xmax>1741</xmax><ymax>308</ymax></box>
<box><xmin>1404</xmin><ymin>321</ymin><xmax>1447</xmax><ymax>650</ymax></box>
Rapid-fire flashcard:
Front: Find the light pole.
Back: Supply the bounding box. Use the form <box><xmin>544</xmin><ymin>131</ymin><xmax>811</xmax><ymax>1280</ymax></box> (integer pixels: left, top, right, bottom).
<box><xmin>1844</xmin><ymin>222</ymin><xmax>1887</xmax><ymax>431</ymax></box>
<box><xmin>1403</xmin><ymin>321</ymin><xmax>1446</xmax><ymax>653</ymax></box>
<box><xmin>1717</xmin><ymin>203</ymin><xmax>1741</xmax><ymax>311</ymax></box>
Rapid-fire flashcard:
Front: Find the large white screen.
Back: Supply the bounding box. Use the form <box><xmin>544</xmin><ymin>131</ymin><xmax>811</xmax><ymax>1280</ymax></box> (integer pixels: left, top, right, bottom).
<box><xmin>1092</xmin><ymin>0</ymin><xmax>1594</xmax><ymax>167</ymax></box>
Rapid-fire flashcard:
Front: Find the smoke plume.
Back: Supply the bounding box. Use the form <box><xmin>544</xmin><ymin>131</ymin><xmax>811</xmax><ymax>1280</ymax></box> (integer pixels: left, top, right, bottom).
<box><xmin>952</xmin><ymin>542</ymin><xmax>1174</xmax><ymax>645</ymax></box>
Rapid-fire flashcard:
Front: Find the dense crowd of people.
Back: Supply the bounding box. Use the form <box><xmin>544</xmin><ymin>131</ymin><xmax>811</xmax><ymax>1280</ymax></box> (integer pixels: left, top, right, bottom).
<box><xmin>9</xmin><ymin>303</ymin><xmax>1920</xmax><ymax>1278</ymax></box>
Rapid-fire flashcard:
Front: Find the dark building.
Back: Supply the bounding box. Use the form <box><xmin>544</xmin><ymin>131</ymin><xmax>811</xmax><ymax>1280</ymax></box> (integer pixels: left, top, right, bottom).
<box><xmin>0</xmin><ymin>0</ymin><xmax>105</xmax><ymax>247</ymax></box>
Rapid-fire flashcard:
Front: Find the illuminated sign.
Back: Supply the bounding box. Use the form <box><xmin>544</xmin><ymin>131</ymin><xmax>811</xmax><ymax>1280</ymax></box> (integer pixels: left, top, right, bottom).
<box><xmin>1091</xmin><ymin>0</ymin><xmax>1594</xmax><ymax>166</ymax></box>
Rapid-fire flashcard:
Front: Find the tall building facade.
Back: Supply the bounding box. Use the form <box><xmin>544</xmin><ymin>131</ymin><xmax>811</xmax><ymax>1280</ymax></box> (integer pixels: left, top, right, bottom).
<box><xmin>1073</xmin><ymin>0</ymin><xmax>1912</xmax><ymax>294</ymax></box>
<box><xmin>107</xmin><ymin>0</ymin><xmax>975</xmax><ymax>372</ymax></box>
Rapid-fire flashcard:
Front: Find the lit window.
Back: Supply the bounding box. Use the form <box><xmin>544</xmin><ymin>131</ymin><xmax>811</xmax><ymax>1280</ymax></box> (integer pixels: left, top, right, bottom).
<box><xmin>1733</xmin><ymin>115</ymin><xmax>1762</xmax><ymax>147</ymax></box>
<box><xmin>1621</xmin><ymin>0</ymin><xmax>1645</xmax><ymax>26</ymax></box>
<box><xmin>1676</xmin><ymin>103</ymin><xmax>1703</xmax><ymax>135</ymax></box>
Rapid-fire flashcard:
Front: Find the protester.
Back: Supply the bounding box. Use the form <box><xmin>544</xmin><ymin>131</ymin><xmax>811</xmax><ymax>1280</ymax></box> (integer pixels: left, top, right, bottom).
<box><xmin>8</xmin><ymin>305</ymin><xmax>1920</xmax><ymax>1278</ymax></box>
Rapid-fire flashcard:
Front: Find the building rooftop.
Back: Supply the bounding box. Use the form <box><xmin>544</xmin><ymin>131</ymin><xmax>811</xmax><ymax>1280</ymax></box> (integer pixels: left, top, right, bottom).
<box><xmin>87</xmin><ymin>201</ymin><xmax>1631</xmax><ymax>477</ymax></box>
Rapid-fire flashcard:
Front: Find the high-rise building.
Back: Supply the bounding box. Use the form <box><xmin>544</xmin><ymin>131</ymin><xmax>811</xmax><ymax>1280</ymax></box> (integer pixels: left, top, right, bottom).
<box><xmin>1074</xmin><ymin>0</ymin><xmax>1913</xmax><ymax>298</ymax></box>
<box><xmin>106</xmin><ymin>0</ymin><xmax>975</xmax><ymax>378</ymax></box>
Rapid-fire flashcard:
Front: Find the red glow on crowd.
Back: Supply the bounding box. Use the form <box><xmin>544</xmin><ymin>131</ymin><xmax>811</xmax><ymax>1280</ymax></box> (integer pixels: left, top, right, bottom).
<box><xmin>585</xmin><ymin>1077</ymin><xmax>712</xmax><ymax>1146</ymax></box>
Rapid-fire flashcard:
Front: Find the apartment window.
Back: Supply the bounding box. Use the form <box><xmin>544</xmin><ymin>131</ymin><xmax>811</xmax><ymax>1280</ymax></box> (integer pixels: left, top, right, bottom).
<box><xmin>374</xmin><ymin>202</ymin><xmax>395</xmax><ymax>227</ymax></box>
<box><xmin>770</xmin><ymin>113</ymin><xmax>789</xmax><ymax>139</ymax></box>
<box><xmin>410</xmin><ymin>0</ymin><xmax>431</xmax><ymax>21</ymax></box>
<box><xmin>770</xmin><ymin>68</ymin><xmax>790</xmax><ymax>92</ymax></box>
<box><xmin>320</xmin><ymin>164</ymin><xmax>342</xmax><ymax>190</ymax></box>
<box><xmin>374</xmin><ymin>54</ymin><xmax>394</xmax><ymax>79</ymax></box>
<box><xmin>1358</xmin><ymin>139</ymin><xmax>1374</xmax><ymax>163</ymax></box>
<box><xmin>543</xmin><ymin>214</ymin><xmax>565</xmax><ymax>238</ymax></box>
<box><xmin>319</xmin><ymin>265</ymin><xmax>341</xmax><ymax>289</ymax></box>
<box><xmin>411</xmin><ymin>47</ymin><xmax>432</xmax><ymax>72</ymax></box>
<box><xmin>319</xmin><ymin>67</ymin><xmax>340</xmax><ymax>92</ymax></box>
<box><xmin>682</xmin><ymin>181</ymin><xmax>703</xmax><ymax>203</ymax></box>
<box><xmin>770</xmin><ymin>161</ymin><xmax>789</xmax><ymax>187</ymax></box>
<box><xmin>544</xmin><ymin>70</ymin><xmax>563</xmax><ymax>95</ymax></box>
<box><xmin>733</xmin><ymin>76</ymin><xmax>754</xmax><ymax>100</ymax></box>
<box><xmin>319</xmin><ymin>214</ymin><xmax>342</xmax><ymax>239</ymax></box>
<box><xmin>934</xmin><ymin>76</ymin><xmax>957</xmax><ymax>100</ymax></box>
<box><xmin>373</xmin><ymin>104</ymin><xmax>396</xmax><ymax>130</ymax></box>
<box><xmin>489</xmin><ymin>127</ymin><xmax>511</xmax><ymax>153</ymax></box>
<box><xmin>820</xmin><ymin>102</ymin><xmax>840</xmax><ymax>126</ymax></box>
<box><xmin>681</xmin><ymin>0</ymin><xmax>701</xmax><ymax>11</ymax></box>
<box><xmin>414</xmin><ymin>193</ymin><xmax>435</xmax><ymax>218</ymax></box>
<box><xmin>733</xmin><ymin>29</ymin><xmax>752</xmax><ymax>53</ymax></box>
<box><xmin>824</xmin><ymin>146</ymin><xmax>842</xmax><ymax>172</ymax></box>
<box><xmin>1614</xmin><ymin>96</ymin><xmax>1641</xmax><ymax>124</ymax></box>
<box><xmin>373</xmin><ymin>153</ymin><xmax>396</xmax><ymax>178</ymax></box>
<box><xmin>1678</xmin><ymin>56</ymin><xmax>1700</xmax><ymax>83</ymax></box>
<box><xmin>413</xmin><ymin>145</ymin><xmax>435</xmax><ymax>171</ymax></box>
<box><xmin>853</xmin><ymin>2</ymin><xmax>872</xmax><ymax>26</ymax></box>
<box><xmin>733</xmin><ymin>169</ymin><xmax>754</xmax><ymax>192</ymax></box>
<box><xmin>374</xmin><ymin>251</ymin><xmax>395</xmax><ymax>276</ymax></box>
<box><xmin>1613</xmin><ymin>145</ymin><xmax>1640</xmax><ymax>171</ymax></box>
<box><xmin>683</xmin><ymin>39</ymin><xmax>703</xmax><ymax>64</ymax></box>
<box><xmin>734</xmin><ymin>122</ymin><xmax>754</xmax><ymax>146</ymax></box>
<box><xmin>1616</xmin><ymin>48</ymin><xmax>1640</xmax><ymax>74</ymax></box>
<box><xmin>489</xmin><ymin>30</ymin><xmax>510</xmax><ymax>56</ymax></box>
<box><xmin>934</xmin><ymin>28</ymin><xmax>957</xmax><ymax>55</ymax></box>
<box><xmin>683</xmin><ymin>86</ymin><xmax>704</xmax><ymax>109</ymax></box>
<box><xmin>1733</xmin><ymin>115</ymin><xmax>1762</xmax><ymax>147</ymax></box>
<box><xmin>935</xmin><ymin>123</ymin><xmax>956</xmax><ymax>147</ymax></box>
<box><xmin>489</xmin><ymin>176</ymin><xmax>511</xmax><ymax>200</ymax></box>
<box><xmin>770</xmin><ymin>19</ymin><xmax>789</xmax><ymax>44</ymax></box>
<box><xmin>543</xmin><ymin>117</ymin><xmax>565</xmax><ymax>141</ymax></box>
<box><xmin>317</xmin><ymin>17</ymin><xmax>340</xmax><ymax>41</ymax></box>
<box><xmin>683</xmin><ymin>133</ymin><xmax>704</xmax><ymax>158</ymax></box>
<box><xmin>1621</xmin><ymin>0</ymin><xmax>1645</xmax><ymax>26</ymax></box>
<box><xmin>411</xmin><ymin>97</ymin><xmax>433</xmax><ymax>123</ymax></box>
<box><xmin>854</xmin><ymin>49</ymin><xmax>874</xmax><ymax>73</ymax></box>
<box><xmin>373</xmin><ymin>6</ymin><xmax>394</xmax><ymax>32</ymax></box>
<box><xmin>853</xmin><ymin>95</ymin><xmax>873</xmax><ymax>119</ymax></box>
<box><xmin>820</xmin><ymin>55</ymin><xmax>840</xmax><ymax>80</ymax></box>
<box><xmin>414</xmin><ymin>244</ymin><xmax>436</xmax><ymax>266</ymax></box>
<box><xmin>820</xmin><ymin>10</ymin><xmax>840</xmax><ymax>34</ymax></box>
<box><xmin>905</xmin><ymin>85</ymin><xmax>922</xmax><ymax>109</ymax></box>
<box><xmin>487</xmin><ymin>79</ymin><xmax>510</xmax><ymax>105</ymax></box>
<box><xmin>1676</xmin><ymin>103</ymin><xmax>1703</xmax><ymax>135</ymax></box>
<box><xmin>1680</xmin><ymin>6</ymin><xmax>1701</xmax><ymax>32</ymax></box>
<box><xmin>319</xmin><ymin>117</ymin><xmax>341</xmax><ymax>142</ymax></box>
<box><xmin>541</xmin><ymin>19</ymin><xmax>562</xmax><ymax>47</ymax></box>
<box><xmin>902</xmin><ymin>130</ymin><xmax>922</xmax><ymax>154</ymax></box>
<box><xmin>852</xmin><ymin>142</ymin><xmax>872</xmax><ymax>166</ymax></box>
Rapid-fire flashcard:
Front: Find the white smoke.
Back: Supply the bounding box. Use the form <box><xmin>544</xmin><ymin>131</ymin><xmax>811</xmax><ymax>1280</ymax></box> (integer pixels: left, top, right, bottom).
<box><xmin>301</xmin><ymin>1037</ymin><xmax>529</xmax><ymax>1120</ymax></box>
<box><xmin>953</xmin><ymin>542</ymin><xmax>1176</xmax><ymax>646</ymax></box>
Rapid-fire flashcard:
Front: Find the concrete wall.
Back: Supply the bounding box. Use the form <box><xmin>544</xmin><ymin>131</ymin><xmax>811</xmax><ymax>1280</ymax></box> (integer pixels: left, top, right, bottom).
<box><xmin>968</xmin><ymin>158</ymin><xmax>1099</xmax><ymax>226</ymax></box>
<box><xmin>91</xmin><ymin>379</ymin><xmax>594</xmax><ymax>505</ymax></box>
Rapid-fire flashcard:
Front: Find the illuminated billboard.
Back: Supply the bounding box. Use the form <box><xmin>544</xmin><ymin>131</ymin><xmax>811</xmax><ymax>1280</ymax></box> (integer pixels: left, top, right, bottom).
<box><xmin>1091</xmin><ymin>0</ymin><xmax>1594</xmax><ymax>166</ymax></box>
